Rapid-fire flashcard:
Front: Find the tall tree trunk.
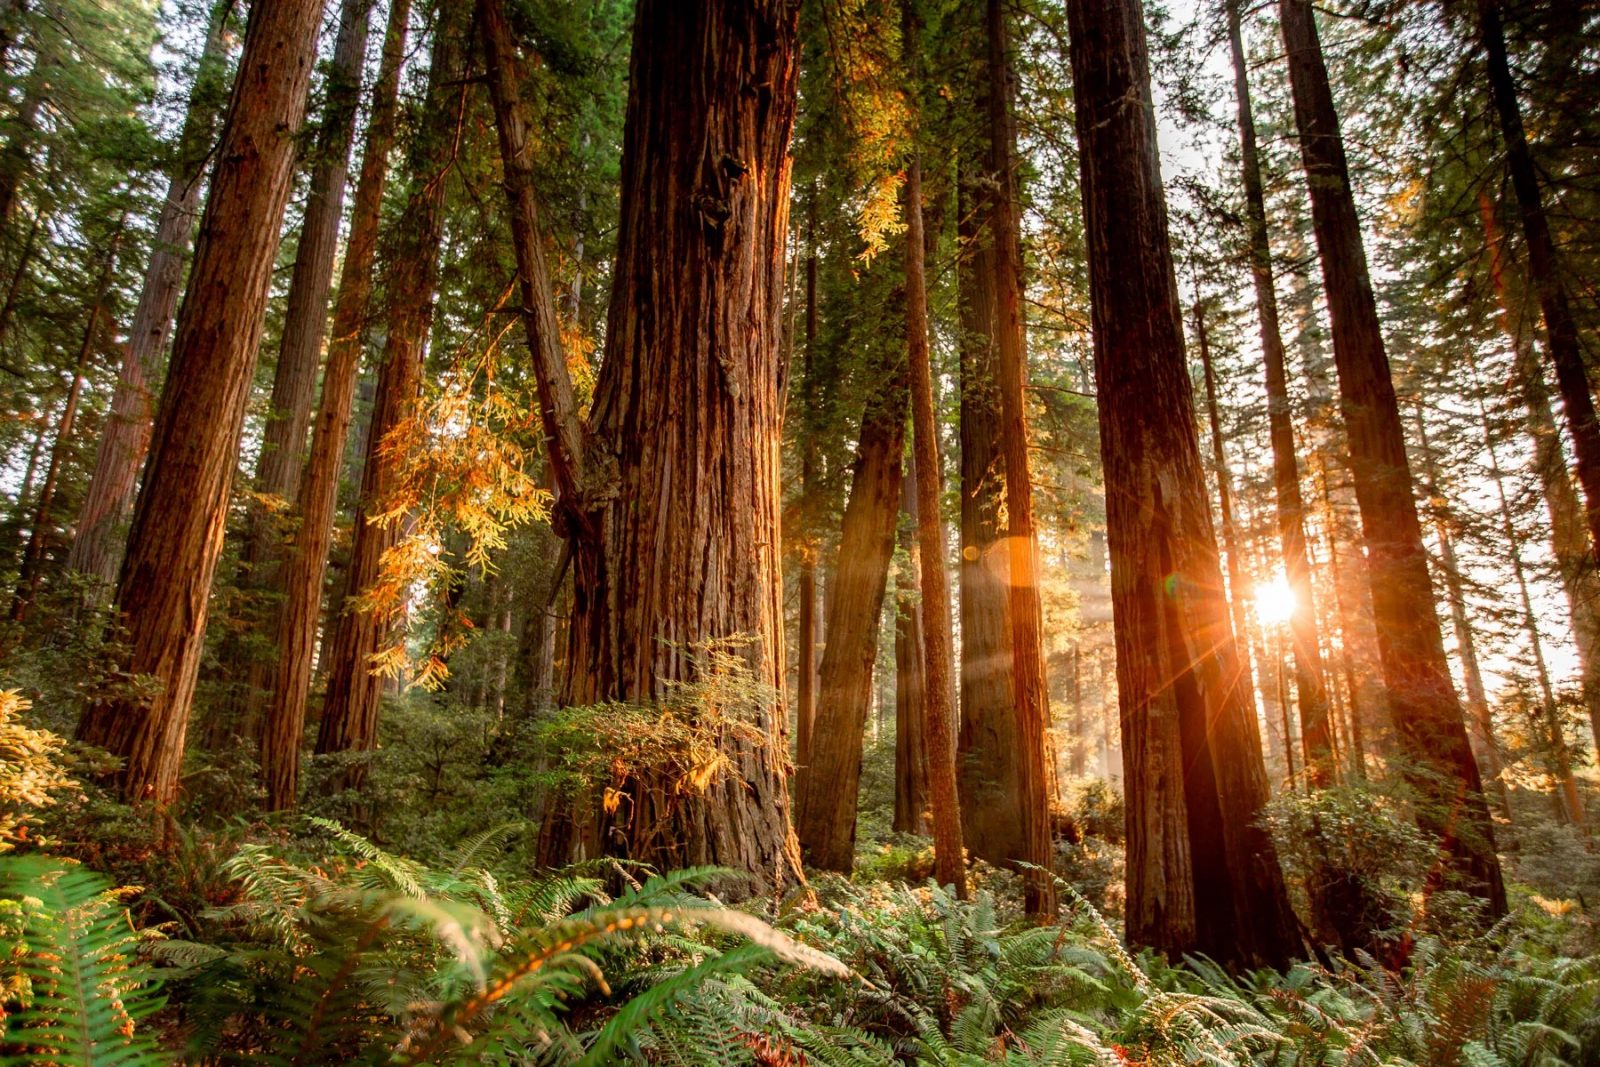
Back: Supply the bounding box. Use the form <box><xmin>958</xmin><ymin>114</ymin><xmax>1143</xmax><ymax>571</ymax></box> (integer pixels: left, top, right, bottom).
<box><xmin>259</xmin><ymin>0</ymin><xmax>414</xmax><ymax>812</ymax></box>
<box><xmin>1479</xmin><ymin>190</ymin><xmax>1600</xmax><ymax>751</ymax></box>
<box><xmin>795</xmin><ymin>203</ymin><xmax>819</xmax><ymax>816</ymax></box>
<box><xmin>0</xmin><ymin>207</ymin><xmax>40</xmax><ymax>353</ymax></box>
<box><xmin>11</xmin><ymin>220</ymin><xmax>124</xmax><ymax>619</ymax></box>
<box><xmin>75</xmin><ymin>0</ymin><xmax>325</xmax><ymax>809</ymax></box>
<box><xmin>67</xmin><ymin>0</ymin><xmax>236</xmax><ymax>596</ymax></box>
<box><xmin>1470</xmin><ymin>392</ymin><xmax>1585</xmax><ymax>829</ymax></box>
<box><xmin>514</xmin><ymin>0</ymin><xmax>806</xmax><ymax>893</ymax></box>
<box><xmin>1414</xmin><ymin>407</ymin><xmax>1511</xmax><ymax>823</ymax></box>
<box><xmin>1476</xmin><ymin>0</ymin><xmax>1600</xmax><ymax>566</ymax></box>
<box><xmin>955</xmin><ymin>156</ymin><xmax>1024</xmax><ymax>867</ymax></box>
<box><xmin>1279</xmin><ymin>0</ymin><xmax>1506</xmax><ymax>914</ymax></box>
<box><xmin>987</xmin><ymin>0</ymin><xmax>1055</xmax><ymax>919</ymax></box>
<box><xmin>314</xmin><ymin>0</ymin><xmax>466</xmax><ymax>788</ymax></box>
<box><xmin>794</xmin><ymin>324</ymin><xmax>906</xmax><ymax>872</ymax></box>
<box><xmin>1068</xmin><ymin>0</ymin><xmax>1299</xmax><ymax>967</ymax></box>
<box><xmin>903</xmin><ymin>144</ymin><xmax>968</xmax><ymax>897</ymax></box>
<box><xmin>893</xmin><ymin>465</ymin><xmax>930</xmax><ymax>837</ymax></box>
<box><xmin>0</xmin><ymin>70</ymin><xmax>44</xmax><ymax>234</ymax></box>
<box><xmin>1226</xmin><ymin>0</ymin><xmax>1332</xmax><ymax>784</ymax></box>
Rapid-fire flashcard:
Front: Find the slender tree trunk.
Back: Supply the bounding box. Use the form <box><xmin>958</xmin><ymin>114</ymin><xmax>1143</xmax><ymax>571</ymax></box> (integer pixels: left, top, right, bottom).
<box><xmin>1478</xmin><ymin>192</ymin><xmax>1600</xmax><ymax>751</ymax></box>
<box><xmin>893</xmin><ymin>465</ymin><xmax>930</xmax><ymax>837</ymax></box>
<box><xmin>11</xmin><ymin>220</ymin><xmax>124</xmax><ymax>618</ymax></box>
<box><xmin>903</xmin><ymin>145</ymin><xmax>968</xmax><ymax>897</ymax></box>
<box><xmin>794</xmin><ymin>323</ymin><xmax>906</xmax><ymax>872</ymax></box>
<box><xmin>67</xmin><ymin>0</ymin><xmax>236</xmax><ymax>596</ymax></box>
<box><xmin>988</xmin><ymin>0</ymin><xmax>1055</xmax><ymax>919</ymax></box>
<box><xmin>795</xmin><ymin>204</ymin><xmax>819</xmax><ymax>816</ymax></box>
<box><xmin>75</xmin><ymin>0</ymin><xmax>324</xmax><ymax>809</ymax></box>
<box><xmin>1471</xmin><ymin>391</ymin><xmax>1585</xmax><ymax>829</ymax></box>
<box><xmin>1477</xmin><ymin>0</ymin><xmax>1600</xmax><ymax>566</ymax></box>
<box><xmin>526</xmin><ymin>0</ymin><xmax>807</xmax><ymax>893</ymax></box>
<box><xmin>955</xmin><ymin>156</ymin><xmax>1024</xmax><ymax>867</ymax></box>
<box><xmin>0</xmin><ymin>207</ymin><xmax>39</xmax><ymax>351</ymax></box>
<box><xmin>1279</xmin><ymin>0</ymin><xmax>1506</xmax><ymax>914</ymax></box>
<box><xmin>1068</xmin><ymin>0</ymin><xmax>1299</xmax><ymax>967</ymax></box>
<box><xmin>259</xmin><ymin>0</ymin><xmax>414</xmax><ymax>811</ymax></box>
<box><xmin>1227</xmin><ymin>0</ymin><xmax>1332</xmax><ymax>784</ymax></box>
<box><xmin>314</xmin><ymin>0</ymin><xmax>466</xmax><ymax>789</ymax></box>
<box><xmin>0</xmin><ymin>71</ymin><xmax>43</xmax><ymax>234</ymax></box>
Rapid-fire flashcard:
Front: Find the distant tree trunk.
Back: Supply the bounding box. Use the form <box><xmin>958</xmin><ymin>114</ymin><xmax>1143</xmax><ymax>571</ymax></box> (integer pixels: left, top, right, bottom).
<box><xmin>795</xmin><ymin>326</ymin><xmax>906</xmax><ymax>872</ymax></box>
<box><xmin>259</xmin><ymin>0</ymin><xmax>414</xmax><ymax>812</ymax></box>
<box><xmin>1477</xmin><ymin>0</ymin><xmax>1600</xmax><ymax>566</ymax></box>
<box><xmin>1412</xmin><ymin>405</ymin><xmax>1511</xmax><ymax>823</ymax></box>
<box><xmin>11</xmin><ymin>220</ymin><xmax>124</xmax><ymax>619</ymax></box>
<box><xmin>903</xmin><ymin>145</ymin><xmax>968</xmax><ymax>897</ymax></box>
<box><xmin>0</xmin><ymin>207</ymin><xmax>40</xmax><ymax>351</ymax></box>
<box><xmin>955</xmin><ymin>157</ymin><xmax>1024</xmax><ymax>867</ymax></box>
<box><xmin>1279</xmin><ymin>0</ymin><xmax>1506</xmax><ymax>913</ymax></box>
<box><xmin>314</xmin><ymin>0</ymin><xmax>467</xmax><ymax>790</ymax></box>
<box><xmin>893</xmin><ymin>465</ymin><xmax>930</xmax><ymax>837</ymax></box>
<box><xmin>1226</xmin><ymin>0</ymin><xmax>1333</xmax><ymax>785</ymax></box>
<box><xmin>987</xmin><ymin>0</ymin><xmax>1055</xmax><ymax>919</ymax></box>
<box><xmin>1478</xmin><ymin>191</ymin><xmax>1600</xmax><ymax>752</ymax></box>
<box><xmin>1193</xmin><ymin>300</ymin><xmax>1261</xmax><ymax>739</ymax></box>
<box><xmin>1068</xmin><ymin>0</ymin><xmax>1299</xmax><ymax>967</ymax></box>
<box><xmin>66</xmin><ymin>1</ymin><xmax>235</xmax><ymax>595</ymax></box>
<box><xmin>795</xmin><ymin>206</ymin><xmax>819</xmax><ymax>816</ymax></box>
<box><xmin>0</xmin><ymin>70</ymin><xmax>44</xmax><ymax>233</ymax></box>
<box><xmin>75</xmin><ymin>0</ymin><xmax>324</xmax><ymax>809</ymax></box>
<box><xmin>1471</xmin><ymin>392</ymin><xmax>1585</xmax><ymax>829</ymax></box>
<box><xmin>530</xmin><ymin>0</ymin><xmax>806</xmax><ymax>892</ymax></box>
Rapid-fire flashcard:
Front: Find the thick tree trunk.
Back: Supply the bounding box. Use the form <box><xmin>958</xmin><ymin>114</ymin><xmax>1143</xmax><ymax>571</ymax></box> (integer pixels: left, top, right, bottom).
<box><xmin>314</xmin><ymin>0</ymin><xmax>466</xmax><ymax>788</ymax></box>
<box><xmin>904</xmin><ymin>148</ymin><xmax>968</xmax><ymax>897</ymax></box>
<box><xmin>955</xmin><ymin>157</ymin><xmax>1024</xmax><ymax>866</ymax></box>
<box><xmin>794</xmin><ymin>319</ymin><xmax>906</xmax><ymax>872</ymax></box>
<box><xmin>893</xmin><ymin>466</ymin><xmax>930</xmax><ymax>837</ymax></box>
<box><xmin>74</xmin><ymin>0</ymin><xmax>324</xmax><ymax>808</ymax></box>
<box><xmin>987</xmin><ymin>0</ymin><xmax>1055</xmax><ymax>919</ymax></box>
<box><xmin>1279</xmin><ymin>0</ymin><xmax>1505</xmax><ymax>913</ymax></box>
<box><xmin>1227</xmin><ymin>0</ymin><xmax>1333</xmax><ymax>785</ymax></box>
<box><xmin>1068</xmin><ymin>0</ymin><xmax>1299</xmax><ymax>967</ymax></box>
<box><xmin>259</xmin><ymin>0</ymin><xmax>414</xmax><ymax>811</ymax></box>
<box><xmin>544</xmin><ymin>0</ymin><xmax>806</xmax><ymax>893</ymax></box>
<box><xmin>1477</xmin><ymin>0</ymin><xmax>1600</xmax><ymax>566</ymax></box>
<box><xmin>66</xmin><ymin>1</ymin><xmax>235</xmax><ymax>595</ymax></box>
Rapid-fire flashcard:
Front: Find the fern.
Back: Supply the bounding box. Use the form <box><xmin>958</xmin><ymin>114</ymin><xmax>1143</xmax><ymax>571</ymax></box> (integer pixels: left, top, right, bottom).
<box><xmin>0</xmin><ymin>856</ymin><xmax>168</xmax><ymax>1066</ymax></box>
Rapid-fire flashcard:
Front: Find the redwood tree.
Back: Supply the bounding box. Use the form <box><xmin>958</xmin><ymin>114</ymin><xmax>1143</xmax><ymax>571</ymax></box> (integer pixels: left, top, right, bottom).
<box><xmin>67</xmin><ymin>1</ymin><xmax>235</xmax><ymax>594</ymax></box>
<box><xmin>314</xmin><ymin>0</ymin><xmax>469</xmax><ymax>786</ymax></box>
<box><xmin>75</xmin><ymin>0</ymin><xmax>325</xmax><ymax>807</ymax></box>
<box><xmin>1279</xmin><ymin>0</ymin><xmax>1506</xmax><ymax>912</ymax></box>
<box><xmin>259</xmin><ymin>0</ymin><xmax>414</xmax><ymax>811</ymax></box>
<box><xmin>1067</xmin><ymin>0</ymin><xmax>1299</xmax><ymax>967</ymax></box>
<box><xmin>490</xmin><ymin>0</ymin><xmax>806</xmax><ymax>891</ymax></box>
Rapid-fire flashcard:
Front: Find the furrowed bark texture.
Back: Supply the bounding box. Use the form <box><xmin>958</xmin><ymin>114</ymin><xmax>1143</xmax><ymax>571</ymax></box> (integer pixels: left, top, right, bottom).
<box><xmin>260</xmin><ymin>0</ymin><xmax>414</xmax><ymax>811</ymax></box>
<box><xmin>1280</xmin><ymin>0</ymin><xmax>1506</xmax><ymax>913</ymax></box>
<box><xmin>955</xmin><ymin>156</ymin><xmax>1024</xmax><ymax>867</ymax></box>
<box><xmin>554</xmin><ymin>0</ymin><xmax>805</xmax><ymax>892</ymax></box>
<box><xmin>315</xmin><ymin>0</ymin><xmax>469</xmax><ymax>784</ymax></box>
<box><xmin>1068</xmin><ymin>0</ymin><xmax>1299</xmax><ymax>967</ymax></box>
<box><xmin>75</xmin><ymin>0</ymin><xmax>323</xmax><ymax>807</ymax></box>
<box><xmin>67</xmin><ymin>1</ymin><xmax>235</xmax><ymax>593</ymax></box>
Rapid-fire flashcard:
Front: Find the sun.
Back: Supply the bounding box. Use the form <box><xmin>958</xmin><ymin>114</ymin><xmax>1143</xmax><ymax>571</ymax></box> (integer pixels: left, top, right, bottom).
<box><xmin>1255</xmin><ymin>575</ymin><xmax>1297</xmax><ymax>626</ymax></box>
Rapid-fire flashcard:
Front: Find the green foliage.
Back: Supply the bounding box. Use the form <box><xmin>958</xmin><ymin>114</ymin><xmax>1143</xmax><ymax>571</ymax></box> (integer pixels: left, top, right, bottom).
<box><xmin>0</xmin><ymin>855</ymin><xmax>168</xmax><ymax>1065</ymax></box>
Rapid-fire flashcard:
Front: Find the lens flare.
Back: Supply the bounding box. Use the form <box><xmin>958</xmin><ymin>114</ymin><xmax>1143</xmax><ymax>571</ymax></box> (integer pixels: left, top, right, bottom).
<box><xmin>1255</xmin><ymin>575</ymin><xmax>1296</xmax><ymax>626</ymax></box>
